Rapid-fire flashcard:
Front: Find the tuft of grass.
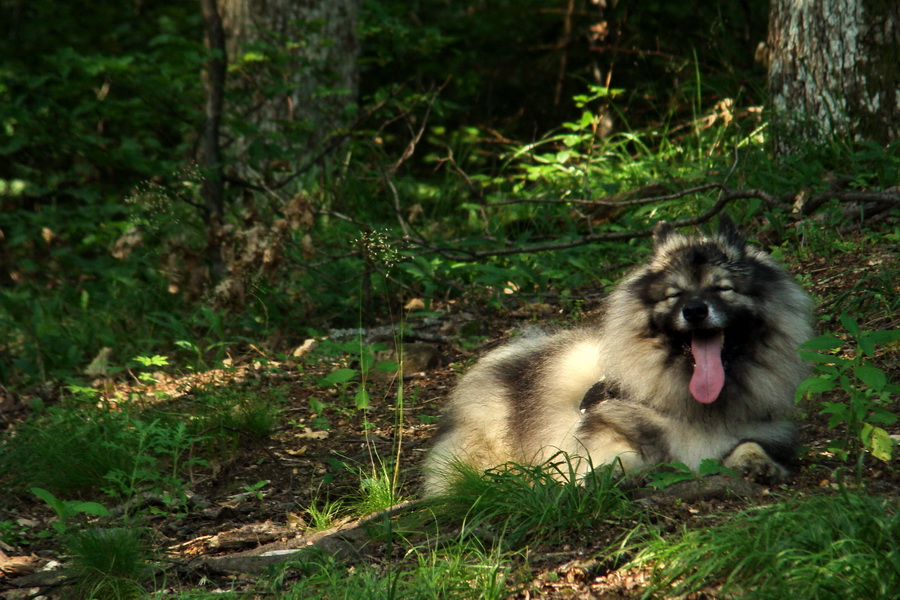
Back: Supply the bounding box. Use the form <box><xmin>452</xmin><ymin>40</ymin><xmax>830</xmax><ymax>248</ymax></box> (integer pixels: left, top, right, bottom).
<box><xmin>354</xmin><ymin>459</ymin><xmax>403</xmax><ymax>516</ymax></box>
<box><xmin>306</xmin><ymin>495</ymin><xmax>346</xmax><ymax>531</ymax></box>
<box><xmin>636</xmin><ymin>490</ymin><xmax>900</xmax><ymax>599</ymax></box>
<box><xmin>65</xmin><ymin>527</ymin><xmax>151</xmax><ymax>600</ymax></box>
<box><xmin>431</xmin><ymin>455</ymin><xmax>634</xmax><ymax>549</ymax></box>
<box><xmin>191</xmin><ymin>385</ymin><xmax>283</xmax><ymax>444</ymax></box>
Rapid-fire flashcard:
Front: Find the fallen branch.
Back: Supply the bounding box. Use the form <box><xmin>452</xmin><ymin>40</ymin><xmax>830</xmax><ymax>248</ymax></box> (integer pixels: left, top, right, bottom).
<box><xmin>195</xmin><ymin>501</ymin><xmax>422</xmax><ymax>575</ymax></box>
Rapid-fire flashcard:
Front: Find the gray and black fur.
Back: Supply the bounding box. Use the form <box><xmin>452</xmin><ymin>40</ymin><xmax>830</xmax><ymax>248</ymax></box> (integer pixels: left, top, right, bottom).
<box><xmin>423</xmin><ymin>217</ymin><xmax>813</xmax><ymax>495</ymax></box>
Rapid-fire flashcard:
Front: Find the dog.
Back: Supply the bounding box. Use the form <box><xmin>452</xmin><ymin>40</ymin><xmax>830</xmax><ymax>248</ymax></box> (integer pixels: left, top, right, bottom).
<box><xmin>423</xmin><ymin>216</ymin><xmax>813</xmax><ymax>495</ymax></box>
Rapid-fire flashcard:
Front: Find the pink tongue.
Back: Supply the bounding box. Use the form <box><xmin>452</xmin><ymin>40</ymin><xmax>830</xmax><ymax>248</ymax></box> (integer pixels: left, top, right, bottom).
<box><xmin>689</xmin><ymin>332</ymin><xmax>725</xmax><ymax>404</ymax></box>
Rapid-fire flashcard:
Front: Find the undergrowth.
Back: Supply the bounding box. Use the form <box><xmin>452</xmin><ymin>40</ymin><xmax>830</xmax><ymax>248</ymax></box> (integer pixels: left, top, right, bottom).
<box><xmin>636</xmin><ymin>490</ymin><xmax>900</xmax><ymax>600</ymax></box>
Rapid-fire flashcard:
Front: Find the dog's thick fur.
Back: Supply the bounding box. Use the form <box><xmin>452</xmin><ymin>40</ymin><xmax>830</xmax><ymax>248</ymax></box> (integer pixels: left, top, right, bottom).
<box><xmin>423</xmin><ymin>217</ymin><xmax>813</xmax><ymax>495</ymax></box>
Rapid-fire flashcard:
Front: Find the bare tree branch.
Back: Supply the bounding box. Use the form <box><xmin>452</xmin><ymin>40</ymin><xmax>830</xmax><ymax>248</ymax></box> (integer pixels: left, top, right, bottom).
<box><xmin>398</xmin><ymin>185</ymin><xmax>899</xmax><ymax>262</ymax></box>
<box><xmin>388</xmin><ymin>79</ymin><xmax>449</xmax><ymax>174</ymax></box>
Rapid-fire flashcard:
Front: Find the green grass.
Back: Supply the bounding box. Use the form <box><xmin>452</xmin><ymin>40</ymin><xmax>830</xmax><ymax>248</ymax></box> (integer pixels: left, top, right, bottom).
<box><xmin>2</xmin><ymin>391</ymin><xmax>206</xmax><ymax>503</ymax></box>
<box><xmin>305</xmin><ymin>496</ymin><xmax>347</xmax><ymax>531</ymax></box>
<box><xmin>65</xmin><ymin>526</ymin><xmax>152</xmax><ymax>600</ymax></box>
<box><xmin>430</xmin><ymin>456</ymin><xmax>635</xmax><ymax>549</ymax></box>
<box><xmin>355</xmin><ymin>460</ymin><xmax>404</xmax><ymax>516</ymax></box>
<box><xmin>280</xmin><ymin>543</ymin><xmax>512</xmax><ymax>600</ymax></box>
<box><xmin>191</xmin><ymin>384</ymin><xmax>284</xmax><ymax>443</ymax></box>
<box><xmin>635</xmin><ymin>490</ymin><xmax>900</xmax><ymax>599</ymax></box>
<box><xmin>1</xmin><ymin>407</ymin><xmax>147</xmax><ymax>497</ymax></box>
<box><xmin>272</xmin><ymin>458</ymin><xmax>634</xmax><ymax>599</ymax></box>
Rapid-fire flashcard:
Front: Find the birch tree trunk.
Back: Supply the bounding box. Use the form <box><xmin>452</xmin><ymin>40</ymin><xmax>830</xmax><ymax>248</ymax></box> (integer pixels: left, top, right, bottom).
<box><xmin>767</xmin><ymin>0</ymin><xmax>900</xmax><ymax>156</ymax></box>
<box><xmin>219</xmin><ymin>0</ymin><xmax>360</xmax><ymax>170</ymax></box>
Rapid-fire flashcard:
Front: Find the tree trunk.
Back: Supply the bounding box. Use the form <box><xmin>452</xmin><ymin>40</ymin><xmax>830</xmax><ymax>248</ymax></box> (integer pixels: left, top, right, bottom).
<box><xmin>200</xmin><ymin>0</ymin><xmax>228</xmax><ymax>277</ymax></box>
<box><xmin>767</xmin><ymin>0</ymin><xmax>900</xmax><ymax>156</ymax></box>
<box><xmin>219</xmin><ymin>0</ymin><xmax>360</xmax><ymax>172</ymax></box>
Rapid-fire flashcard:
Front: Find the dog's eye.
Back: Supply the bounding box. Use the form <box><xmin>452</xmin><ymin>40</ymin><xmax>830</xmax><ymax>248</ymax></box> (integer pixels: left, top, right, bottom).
<box><xmin>715</xmin><ymin>285</ymin><xmax>734</xmax><ymax>293</ymax></box>
<box><xmin>665</xmin><ymin>289</ymin><xmax>682</xmax><ymax>300</ymax></box>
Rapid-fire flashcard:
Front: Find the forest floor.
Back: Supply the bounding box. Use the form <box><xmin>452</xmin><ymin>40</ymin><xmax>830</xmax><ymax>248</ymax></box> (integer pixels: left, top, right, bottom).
<box><xmin>2</xmin><ymin>229</ymin><xmax>898</xmax><ymax>599</ymax></box>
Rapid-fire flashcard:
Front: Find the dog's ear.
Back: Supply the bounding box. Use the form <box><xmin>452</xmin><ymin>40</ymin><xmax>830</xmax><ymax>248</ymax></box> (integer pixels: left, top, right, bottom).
<box><xmin>652</xmin><ymin>221</ymin><xmax>675</xmax><ymax>247</ymax></box>
<box><xmin>716</xmin><ymin>214</ymin><xmax>745</xmax><ymax>250</ymax></box>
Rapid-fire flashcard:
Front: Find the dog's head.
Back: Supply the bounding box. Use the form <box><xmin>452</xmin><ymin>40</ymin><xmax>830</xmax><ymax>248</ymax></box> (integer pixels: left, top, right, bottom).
<box><xmin>630</xmin><ymin>216</ymin><xmax>771</xmax><ymax>403</ymax></box>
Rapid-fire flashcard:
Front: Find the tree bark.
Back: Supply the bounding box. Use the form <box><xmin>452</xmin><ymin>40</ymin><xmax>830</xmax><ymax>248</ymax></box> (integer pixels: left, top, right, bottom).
<box><xmin>767</xmin><ymin>0</ymin><xmax>900</xmax><ymax>156</ymax></box>
<box><xmin>200</xmin><ymin>0</ymin><xmax>228</xmax><ymax>276</ymax></box>
<box><xmin>218</xmin><ymin>0</ymin><xmax>360</xmax><ymax>168</ymax></box>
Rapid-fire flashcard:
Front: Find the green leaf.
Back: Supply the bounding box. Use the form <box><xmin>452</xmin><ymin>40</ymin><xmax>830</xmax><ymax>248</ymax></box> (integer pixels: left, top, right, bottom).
<box><xmin>868</xmin><ymin>408</ymin><xmax>899</xmax><ymax>425</ymax></box>
<box><xmin>796</xmin><ymin>376</ymin><xmax>836</xmax><ymax>399</ymax></box>
<box><xmin>309</xmin><ymin>397</ymin><xmax>328</xmax><ymax>414</ymax></box>
<box><xmin>799</xmin><ymin>335</ymin><xmax>844</xmax><ymax>351</ymax></box>
<box><xmin>134</xmin><ymin>354</ymin><xmax>170</xmax><ymax>367</ymax></box>
<box><xmin>858</xmin><ymin>336</ymin><xmax>876</xmax><ymax>357</ymax></box>
<box><xmin>374</xmin><ymin>360</ymin><xmax>399</xmax><ymax>373</ymax></box>
<box><xmin>69</xmin><ymin>501</ymin><xmax>110</xmax><ymax>517</ymax></box>
<box><xmin>821</xmin><ymin>402</ymin><xmax>849</xmax><ymax>428</ymax></box>
<box><xmin>645</xmin><ymin>470</ymin><xmax>694</xmax><ymax>490</ymax></box>
<box><xmin>31</xmin><ymin>487</ymin><xmax>66</xmax><ymax>517</ymax></box>
<box><xmin>174</xmin><ymin>339</ymin><xmax>199</xmax><ymax>353</ymax></box>
<box><xmin>839</xmin><ymin>314</ymin><xmax>860</xmax><ymax>337</ymax></box>
<box><xmin>357</xmin><ymin>353</ymin><xmax>374</xmax><ymax>374</ymax></box>
<box><xmin>860</xmin><ymin>424</ymin><xmax>893</xmax><ymax>462</ymax></box>
<box><xmin>854</xmin><ymin>365</ymin><xmax>887</xmax><ymax>391</ymax></box>
<box><xmin>579</xmin><ymin>111</ymin><xmax>593</xmax><ymax>129</ymax></box>
<box><xmin>355</xmin><ymin>389</ymin><xmax>371</xmax><ymax>410</ymax></box>
<box><xmin>698</xmin><ymin>459</ymin><xmax>738</xmax><ymax>477</ymax></box>
<box><xmin>240</xmin><ymin>51</ymin><xmax>267</xmax><ymax>63</ymax></box>
<box><xmin>322</xmin><ymin>368</ymin><xmax>357</xmax><ymax>385</ymax></box>
<box><xmin>862</xmin><ymin>329</ymin><xmax>900</xmax><ymax>345</ymax></box>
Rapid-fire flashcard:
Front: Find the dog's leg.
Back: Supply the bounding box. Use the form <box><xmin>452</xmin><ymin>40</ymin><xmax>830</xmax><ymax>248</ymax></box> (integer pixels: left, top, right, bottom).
<box><xmin>723</xmin><ymin>441</ymin><xmax>789</xmax><ymax>482</ymax></box>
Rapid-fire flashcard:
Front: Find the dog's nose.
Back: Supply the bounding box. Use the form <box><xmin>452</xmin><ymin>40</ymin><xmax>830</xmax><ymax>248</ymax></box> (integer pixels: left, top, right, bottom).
<box><xmin>682</xmin><ymin>301</ymin><xmax>709</xmax><ymax>324</ymax></box>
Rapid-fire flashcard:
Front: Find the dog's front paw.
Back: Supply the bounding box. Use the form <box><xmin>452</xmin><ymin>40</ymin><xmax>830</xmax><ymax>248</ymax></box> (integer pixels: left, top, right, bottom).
<box><xmin>723</xmin><ymin>442</ymin><xmax>788</xmax><ymax>483</ymax></box>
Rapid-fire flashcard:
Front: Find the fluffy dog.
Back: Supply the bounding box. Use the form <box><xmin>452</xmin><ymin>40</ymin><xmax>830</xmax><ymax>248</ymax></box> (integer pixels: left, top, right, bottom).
<box><xmin>424</xmin><ymin>217</ymin><xmax>813</xmax><ymax>495</ymax></box>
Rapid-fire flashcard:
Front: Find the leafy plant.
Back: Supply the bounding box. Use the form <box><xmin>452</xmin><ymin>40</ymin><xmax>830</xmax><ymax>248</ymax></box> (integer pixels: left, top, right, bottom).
<box><xmin>797</xmin><ymin>315</ymin><xmax>900</xmax><ymax>462</ymax></box>
<box><xmin>239</xmin><ymin>480</ymin><xmax>270</xmax><ymax>502</ymax></box>
<box><xmin>131</xmin><ymin>354</ymin><xmax>170</xmax><ymax>384</ymax></box>
<box><xmin>2</xmin><ymin>397</ymin><xmax>204</xmax><ymax>509</ymax></box>
<box><xmin>315</xmin><ymin>340</ymin><xmax>398</xmax><ymax>411</ymax></box>
<box><xmin>0</xmin><ymin>520</ymin><xmax>27</xmax><ymax>547</ymax></box>
<box><xmin>643</xmin><ymin>459</ymin><xmax>739</xmax><ymax>490</ymax></box>
<box><xmin>31</xmin><ymin>488</ymin><xmax>110</xmax><ymax>535</ymax></box>
<box><xmin>100</xmin><ymin>417</ymin><xmax>205</xmax><ymax>510</ymax></box>
<box><xmin>3</xmin><ymin>408</ymin><xmax>141</xmax><ymax>497</ymax></box>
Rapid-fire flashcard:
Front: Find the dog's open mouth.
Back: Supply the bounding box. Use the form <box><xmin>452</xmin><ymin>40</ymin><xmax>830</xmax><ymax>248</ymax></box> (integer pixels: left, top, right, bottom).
<box><xmin>689</xmin><ymin>330</ymin><xmax>725</xmax><ymax>404</ymax></box>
